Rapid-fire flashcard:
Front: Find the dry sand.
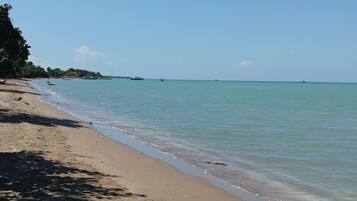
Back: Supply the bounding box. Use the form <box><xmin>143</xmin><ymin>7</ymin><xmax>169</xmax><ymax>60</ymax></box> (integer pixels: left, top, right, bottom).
<box><xmin>0</xmin><ymin>79</ymin><xmax>242</xmax><ymax>201</ymax></box>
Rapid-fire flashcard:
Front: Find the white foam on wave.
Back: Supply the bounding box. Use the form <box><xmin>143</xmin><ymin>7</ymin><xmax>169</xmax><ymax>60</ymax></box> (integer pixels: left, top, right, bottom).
<box><xmin>45</xmin><ymin>89</ymin><xmax>56</xmax><ymax>95</ymax></box>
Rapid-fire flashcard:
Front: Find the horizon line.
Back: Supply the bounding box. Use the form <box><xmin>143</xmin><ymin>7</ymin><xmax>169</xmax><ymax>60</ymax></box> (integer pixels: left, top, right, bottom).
<box><xmin>106</xmin><ymin>76</ymin><xmax>357</xmax><ymax>85</ymax></box>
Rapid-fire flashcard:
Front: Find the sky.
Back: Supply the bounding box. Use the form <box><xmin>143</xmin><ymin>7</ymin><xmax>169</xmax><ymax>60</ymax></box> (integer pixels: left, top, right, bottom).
<box><xmin>2</xmin><ymin>0</ymin><xmax>357</xmax><ymax>82</ymax></box>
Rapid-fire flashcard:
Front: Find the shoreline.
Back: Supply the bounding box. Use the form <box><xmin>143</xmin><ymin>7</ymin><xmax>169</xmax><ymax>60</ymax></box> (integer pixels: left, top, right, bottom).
<box><xmin>32</xmin><ymin>79</ymin><xmax>263</xmax><ymax>201</ymax></box>
<box><xmin>0</xmin><ymin>79</ymin><xmax>246</xmax><ymax>201</ymax></box>
<box><xmin>37</xmin><ymin>92</ymin><xmax>263</xmax><ymax>201</ymax></box>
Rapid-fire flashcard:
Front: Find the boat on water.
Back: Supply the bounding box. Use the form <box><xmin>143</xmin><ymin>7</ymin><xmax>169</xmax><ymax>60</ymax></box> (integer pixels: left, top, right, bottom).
<box><xmin>160</xmin><ymin>78</ymin><xmax>164</xmax><ymax>82</ymax></box>
<box><xmin>130</xmin><ymin>76</ymin><xmax>144</xmax><ymax>80</ymax></box>
<box><xmin>47</xmin><ymin>81</ymin><xmax>55</xmax><ymax>86</ymax></box>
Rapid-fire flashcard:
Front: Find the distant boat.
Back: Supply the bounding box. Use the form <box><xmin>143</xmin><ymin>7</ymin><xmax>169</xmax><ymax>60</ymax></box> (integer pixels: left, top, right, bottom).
<box><xmin>160</xmin><ymin>78</ymin><xmax>164</xmax><ymax>82</ymax></box>
<box><xmin>47</xmin><ymin>81</ymin><xmax>55</xmax><ymax>86</ymax></box>
<box><xmin>300</xmin><ymin>80</ymin><xmax>307</xmax><ymax>83</ymax></box>
<box><xmin>130</xmin><ymin>76</ymin><xmax>144</xmax><ymax>80</ymax></box>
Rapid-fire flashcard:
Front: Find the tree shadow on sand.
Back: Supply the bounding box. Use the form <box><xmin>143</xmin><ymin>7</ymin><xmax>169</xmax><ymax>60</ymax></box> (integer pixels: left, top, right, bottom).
<box><xmin>0</xmin><ymin>151</ymin><xmax>134</xmax><ymax>200</ymax></box>
<box><xmin>0</xmin><ymin>88</ymin><xmax>40</xmax><ymax>95</ymax></box>
<box><xmin>0</xmin><ymin>109</ymin><xmax>82</xmax><ymax>128</ymax></box>
<box><xmin>0</xmin><ymin>82</ymin><xmax>23</xmax><ymax>87</ymax></box>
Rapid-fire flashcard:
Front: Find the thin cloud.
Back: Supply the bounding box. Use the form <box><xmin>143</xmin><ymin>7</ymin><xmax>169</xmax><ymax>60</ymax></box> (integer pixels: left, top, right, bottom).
<box><xmin>75</xmin><ymin>45</ymin><xmax>107</xmax><ymax>68</ymax></box>
<box><xmin>76</xmin><ymin>45</ymin><xmax>100</xmax><ymax>57</ymax></box>
<box><xmin>240</xmin><ymin>60</ymin><xmax>255</xmax><ymax>66</ymax></box>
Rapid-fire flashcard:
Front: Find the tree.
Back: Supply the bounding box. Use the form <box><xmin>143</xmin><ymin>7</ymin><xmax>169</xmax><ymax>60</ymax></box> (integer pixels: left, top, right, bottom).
<box><xmin>47</xmin><ymin>67</ymin><xmax>65</xmax><ymax>78</ymax></box>
<box><xmin>0</xmin><ymin>3</ymin><xmax>30</xmax><ymax>78</ymax></box>
<box><xmin>16</xmin><ymin>61</ymin><xmax>48</xmax><ymax>78</ymax></box>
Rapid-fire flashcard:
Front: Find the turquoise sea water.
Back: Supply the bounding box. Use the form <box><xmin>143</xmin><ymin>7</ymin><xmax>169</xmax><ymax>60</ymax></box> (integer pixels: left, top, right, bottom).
<box><xmin>33</xmin><ymin>79</ymin><xmax>357</xmax><ymax>201</ymax></box>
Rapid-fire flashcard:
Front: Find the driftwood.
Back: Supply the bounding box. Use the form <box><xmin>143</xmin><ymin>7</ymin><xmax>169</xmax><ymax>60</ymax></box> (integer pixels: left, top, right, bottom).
<box><xmin>203</xmin><ymin>161</ymin><xmax>228</xmax><ymax>166</ymax></box>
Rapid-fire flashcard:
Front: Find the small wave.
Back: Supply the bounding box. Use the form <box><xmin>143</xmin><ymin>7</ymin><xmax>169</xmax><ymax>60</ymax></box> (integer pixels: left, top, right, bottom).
<box><xmin>45</xmin><ymin>89</ymin><xmax>56</xmax><ymax>95</ymax></box>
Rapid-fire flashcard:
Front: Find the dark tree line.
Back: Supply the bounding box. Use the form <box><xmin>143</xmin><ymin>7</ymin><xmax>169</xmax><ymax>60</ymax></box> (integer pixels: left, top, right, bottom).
<box><xmin>47</xmin><ymin>67</ymin><xmax>102</xmax><ymax>79</ymax></box>
<box><xmin>0</xmin><ymin>3</ymin><xmax>30</xmax><ymax>78</ymax></box>
<box><xmin>0</xmin><ymin>4</ymin><xmax>103</xmax><ymax>79</ymax></box>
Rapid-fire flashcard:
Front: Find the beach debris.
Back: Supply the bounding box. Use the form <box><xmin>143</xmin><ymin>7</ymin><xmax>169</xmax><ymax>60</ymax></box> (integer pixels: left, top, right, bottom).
<box><xmin>214</xmin><ymin>162</ymin><xmax>227</xmax><ymax>166</ymax></box>
<box><xmin>135</xmin><ymin>193</ymin><xmax>147</xmax><ymax>198</ymax></box>
<box><xmin>15</xmin><ymin>97</ymin><xmax>22</xmax><ymax>101</ymax></box>
<box><xmin>203</xmin><ymin>161</ymin><xmax>227</xmax><ymax>166</ymax></box>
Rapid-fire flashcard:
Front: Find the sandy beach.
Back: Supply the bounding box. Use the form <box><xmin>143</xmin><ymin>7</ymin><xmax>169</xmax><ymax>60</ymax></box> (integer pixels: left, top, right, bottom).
<box><xmin>0</xmin><ymin>79</ymin><xmax>241</xmax><ymax>201</ymax></box>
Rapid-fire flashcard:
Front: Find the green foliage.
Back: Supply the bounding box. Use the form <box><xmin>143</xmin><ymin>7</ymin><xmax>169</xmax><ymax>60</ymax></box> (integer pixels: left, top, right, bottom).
<box><xmin>47</xmin><ymin>67</ymin><xmax>65</xmax><ymax>78</ymax></box>
<box><xmin>63</xmin><ymin>68</ymin><xmax>102</xmax><ymax>79</ymax></box>
<box><xmin>47</xmin><ymin>67</ymin><xmax>102</xmax><ymax>79</ymax></box>
<box><xmin>0</xmin><ymin>3</ymin><xmax>30</xmax><ymax>78</ymax></box>
<box><xmin>16</xmin><ymin>61</ymin><xmax>49</xmax><ymax>78</ymax></box>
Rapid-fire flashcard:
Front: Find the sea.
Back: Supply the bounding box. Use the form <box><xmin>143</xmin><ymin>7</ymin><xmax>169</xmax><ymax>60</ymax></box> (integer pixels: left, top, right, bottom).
<box><xmin>32</xmin><ymin>79</ymin><xmax>357</xmax><ymax>201</ymax></box>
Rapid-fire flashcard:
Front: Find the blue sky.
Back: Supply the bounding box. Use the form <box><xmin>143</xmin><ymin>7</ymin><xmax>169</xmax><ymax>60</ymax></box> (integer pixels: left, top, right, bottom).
<box><xmin>3</xmin><ymin>0</ymin><xmax>357</xmax><ymax>82</ymax></box>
